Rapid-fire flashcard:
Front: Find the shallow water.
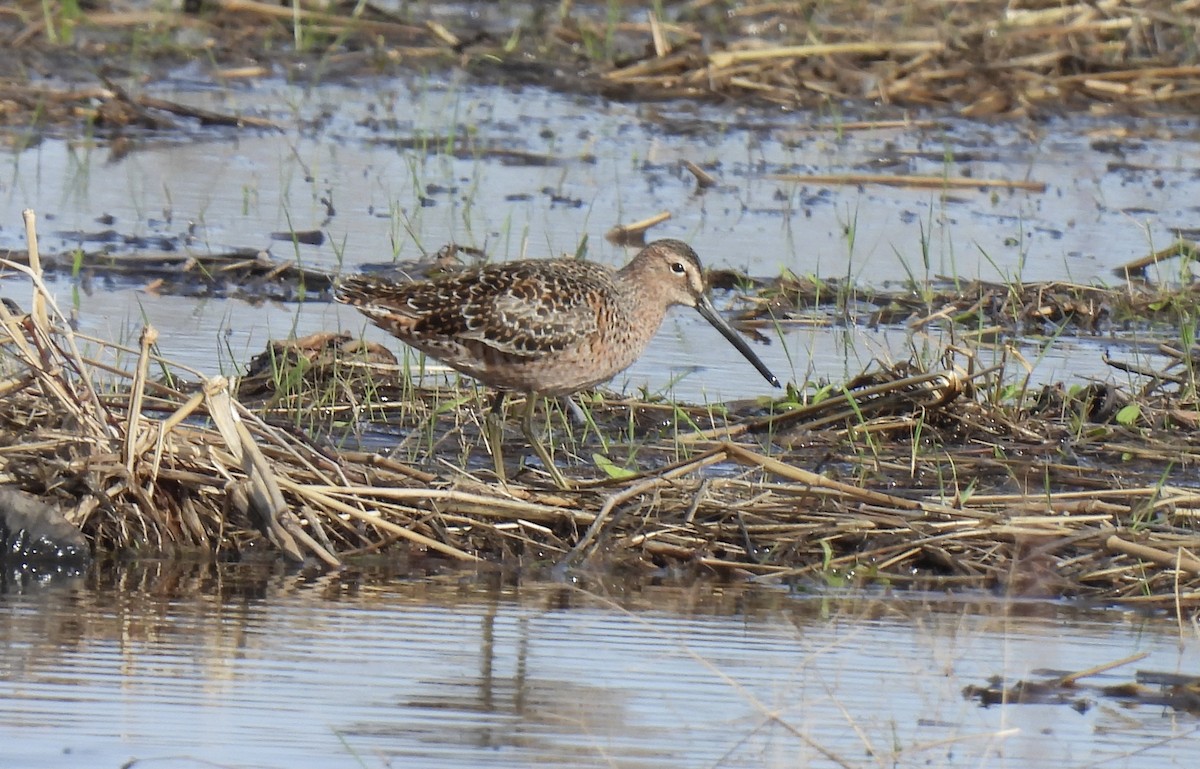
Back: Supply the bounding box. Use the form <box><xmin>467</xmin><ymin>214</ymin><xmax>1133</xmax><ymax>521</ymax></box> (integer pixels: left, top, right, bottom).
<box><xmin>1</xmin><ymin>74</ymin><xmax>1194</xmax><ymax>401</ymax></box>
<box><xmin>0</xmin><ymin>563</ymin><xmax>1196</xmax><ymax>769</ymax></box>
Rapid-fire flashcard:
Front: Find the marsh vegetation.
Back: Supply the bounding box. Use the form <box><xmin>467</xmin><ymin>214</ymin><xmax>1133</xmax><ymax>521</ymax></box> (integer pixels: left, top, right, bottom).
<box><xmin>0</xmin><ymin>0</ymin><xmax>1199</xmax><ymax>610</ymax></box>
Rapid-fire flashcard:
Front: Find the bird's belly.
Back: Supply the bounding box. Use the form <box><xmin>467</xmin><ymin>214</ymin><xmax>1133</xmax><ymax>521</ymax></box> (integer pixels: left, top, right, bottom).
<box><xmin>427</xmin><ymin>338</ymin><xmax>641</xmax><ymax>396</ymax></box>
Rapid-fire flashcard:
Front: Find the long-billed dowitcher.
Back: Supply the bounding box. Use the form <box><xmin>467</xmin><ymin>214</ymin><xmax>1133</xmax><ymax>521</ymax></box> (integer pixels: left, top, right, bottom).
<box><xmin>335</xmin><ymin>239</ymin><xmax>780</xmax><ymax>487</ymax></box>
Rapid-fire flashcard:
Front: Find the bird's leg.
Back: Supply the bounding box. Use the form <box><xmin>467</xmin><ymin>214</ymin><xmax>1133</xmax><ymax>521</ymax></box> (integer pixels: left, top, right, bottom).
<box><xmin>484</xmin><ymin>391</ymin><xmax>508</xmax><ymax>485</ymax></box>
<box><xmin>521</xmin><ymin>393</ymin><xmax>571</xmax><ymax>489</ymax></box>
<box><xmin>558</xmin><ymin>395</ymin><xmax>588</xmax><ymax>427</ymax></box>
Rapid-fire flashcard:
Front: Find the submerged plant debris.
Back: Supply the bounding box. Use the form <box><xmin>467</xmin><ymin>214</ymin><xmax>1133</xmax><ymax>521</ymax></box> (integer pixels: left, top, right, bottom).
<box><xmin>964</xmin><ymin>653</ymin><xmax>1200</xmax><ymax>716</ymax></box>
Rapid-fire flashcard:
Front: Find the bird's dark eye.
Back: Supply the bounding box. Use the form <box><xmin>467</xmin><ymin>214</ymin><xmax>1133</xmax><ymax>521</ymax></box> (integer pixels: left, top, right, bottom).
<box><xmin>671</xmin><ymin>262</ymin><xmax>686</xmax><ymax>274</ymax></box>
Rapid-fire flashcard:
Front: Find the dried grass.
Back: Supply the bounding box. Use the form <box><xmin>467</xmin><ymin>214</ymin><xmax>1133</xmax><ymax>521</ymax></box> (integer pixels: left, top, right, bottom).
<box><xmin>598</xmin><ymin>0</ymin><xmax>1200</xmax><ymax>116</ymax></box>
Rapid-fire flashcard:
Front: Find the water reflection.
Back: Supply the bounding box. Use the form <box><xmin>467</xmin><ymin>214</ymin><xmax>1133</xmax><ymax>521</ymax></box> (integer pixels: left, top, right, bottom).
<box><xmin>0</xmin><ymin>561</ymin><xmax>1196</xmax><ymax>768</ymax></box>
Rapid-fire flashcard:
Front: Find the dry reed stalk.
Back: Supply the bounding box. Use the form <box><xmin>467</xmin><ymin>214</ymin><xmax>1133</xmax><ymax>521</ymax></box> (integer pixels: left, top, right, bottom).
<box><xmin>606</xmin><ymin>211</ymin><xmax>672</xmax><ymax>243</ymax></box>
<box><xmin>339</xmin><ymin>450</ymin><xmax>437</xmax><ymax>483</ymax></box>
<box><xmin>1061</xmin><ymin>66</ymin><xmax>1200</xmax><ymax>84</ymax></box>
<box><xmin>123</xmin><ymin>326</ymin><xmax>156</xmax><ymax>475</ymax></box>
<box><xmin>278</xmin><ymin>480</ymin><xmax>479</xmax><ymax>562</ymax></box>
<box><xmin>797</xmin><ymin>119</ymin><xmax>941</xmax><ymax>132</ymax></box>
<box><xmin>1115</xmin><ymin>239</ymin><xmax>1200</xmax><ymax>277</ymax></box>
<box><xmin>22</xmin><ymin>212</ymin><xmax>47</xmax><ymax>332</ymax></box>
<box><xmin>706</xmin><ymin>41</ymin><xmax>944</xmax><ymax>69</ymax></box>
<box><xmin>681</xmin><ymin>160</ymin><xmax>716</xmax><ymax>188</ymax></box>
<box><xmin>305</xmin><ymin>484</ymin><xmax>588</xmax><ymax>527</ymax></box>
<box><xmin>721</xmin><ymin>441</ymin><xmax>920</xmax><ymax>509</ymax></box>
<box><xmin>150</xmin><ymin>390</ymin><xmax>210</xmax><ymax>482</ymax></box>
<box><xmin>648</xmin><ymin>11</ymin><xmax>668</xmax><ymax>58</ymax></box>
<box><xmin>214</xmin><ymin>66</ymin><xmax>271</xmax><ymax>80</ymax></box>
<box><xmin>769</xmin><ymin>172</ymin><xmax>1047</xmax><ymax>193</ymax></box>
<box><xmin>567</xmin><ymin>448</ymin><xmax>729</xmax><ymax>561</ymax></box>
<box><xmin>0</xmin><ymin>276</ymin><xmax>112</xmax><ymax>441</ymax></box>
<box><xmin>601</xmin><ymin>50</ymin><xmax>697</xmax><ymax>81</ymax></box>
<box><xmin>207</xmin><ymin>382</ymin><xmax>304</xmax><ymax>560</ymax></box>
<box><xmin>1060</xmin><ymin>651</ymin><xmax>1152</xmax><ymax>685</ymax></box>
<box><xmin>1106</xmin><ymin>535</ymin><xmax>1200</xmax><ymax>575</ymax></box>
<box><xmin>424</xmin><ymin>19</ymin><xmax>459</xmax><ymax>47</ymax></box>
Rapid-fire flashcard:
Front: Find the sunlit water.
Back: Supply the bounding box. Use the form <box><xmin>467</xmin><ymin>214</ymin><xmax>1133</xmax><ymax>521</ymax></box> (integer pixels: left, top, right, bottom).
<box><xmin>1</xmin><ymin>73</ymin><xmax>1194</xmax><ymax>401</ymax></box>
<box><xmin>0</xmin><ymin>564</ymin><xmax>1196</xmax><ymax>769</ymax></box>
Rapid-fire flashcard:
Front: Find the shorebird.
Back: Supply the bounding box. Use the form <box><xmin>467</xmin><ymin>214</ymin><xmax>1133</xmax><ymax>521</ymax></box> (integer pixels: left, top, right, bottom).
<box><xmin>336</xmin><ymin>239</ymin><xmax>780</xmax><ymax>487</ymax></box>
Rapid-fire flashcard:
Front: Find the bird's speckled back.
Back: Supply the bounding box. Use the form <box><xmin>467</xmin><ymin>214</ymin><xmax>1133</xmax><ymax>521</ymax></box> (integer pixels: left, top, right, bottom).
<box><xmin>336</xmin><ymin>240</ymin><xmax>721</xmax><ymax>395</ymax></box>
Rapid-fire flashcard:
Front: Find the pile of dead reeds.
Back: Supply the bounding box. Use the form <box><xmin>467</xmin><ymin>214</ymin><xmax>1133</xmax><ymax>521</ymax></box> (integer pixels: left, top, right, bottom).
<box><xmin>2</xmin><ymin>209</ymin><xmax>1200</xmax><ymax>605</ymax></box>
<box><xmin>595</xmin><ymin>0</ymin><xmax>1200</xmax><ymax>116</ymax></box>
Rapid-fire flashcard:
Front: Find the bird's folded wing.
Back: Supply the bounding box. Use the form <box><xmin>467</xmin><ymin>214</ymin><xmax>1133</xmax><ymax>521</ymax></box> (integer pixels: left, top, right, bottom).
<box><xmin>460</xmin><ymin>270</ymin><xmax>605</xmax><ymax>357</ymax></box>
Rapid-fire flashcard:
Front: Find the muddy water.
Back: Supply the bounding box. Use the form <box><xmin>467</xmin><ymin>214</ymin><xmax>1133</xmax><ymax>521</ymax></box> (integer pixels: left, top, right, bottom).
<box><xmin>0</xmin><ymin>564</ymin><xmax>1195</xmax><ymax>769</ymax></box>
<box><xmin>1</xmin><ymin>74</ymin><xmax>1194</xmax><ymax>400</ymax></box>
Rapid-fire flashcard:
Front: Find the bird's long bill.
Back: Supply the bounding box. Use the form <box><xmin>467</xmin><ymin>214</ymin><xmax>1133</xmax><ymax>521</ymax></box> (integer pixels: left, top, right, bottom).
<box><xmin>694</xmin><ymin>295</ymin><xmax>781</xmax><ymax>388</ymax></box>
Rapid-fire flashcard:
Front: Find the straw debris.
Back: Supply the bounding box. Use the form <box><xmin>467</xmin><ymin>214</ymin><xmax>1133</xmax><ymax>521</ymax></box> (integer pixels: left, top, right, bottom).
<box><xmin>601</xmin><ymin>0</ymin><xmax>1200</xmax><ymax>116</ymax></box>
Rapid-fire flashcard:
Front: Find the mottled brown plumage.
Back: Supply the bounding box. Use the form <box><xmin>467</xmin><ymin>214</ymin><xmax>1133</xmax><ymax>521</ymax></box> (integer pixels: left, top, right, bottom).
<box><xmin>335</xmin><ymin>239</ymin><xmax>779</xmax><ymax>486</ymax></box>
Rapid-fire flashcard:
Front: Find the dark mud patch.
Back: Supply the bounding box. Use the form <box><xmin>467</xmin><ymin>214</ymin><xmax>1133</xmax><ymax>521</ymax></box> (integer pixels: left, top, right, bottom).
<box><xmin>0</xmin><ymin>487</ymin><xmax>89</xmax><ymax>577</ymax></box>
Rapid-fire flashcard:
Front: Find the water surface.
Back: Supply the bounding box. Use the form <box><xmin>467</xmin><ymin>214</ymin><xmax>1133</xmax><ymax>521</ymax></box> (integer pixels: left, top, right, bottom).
<box><xmin>1</xmin><ymin>564</ymin><xmax>1196</xmax><ymax>768</ymax></box>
